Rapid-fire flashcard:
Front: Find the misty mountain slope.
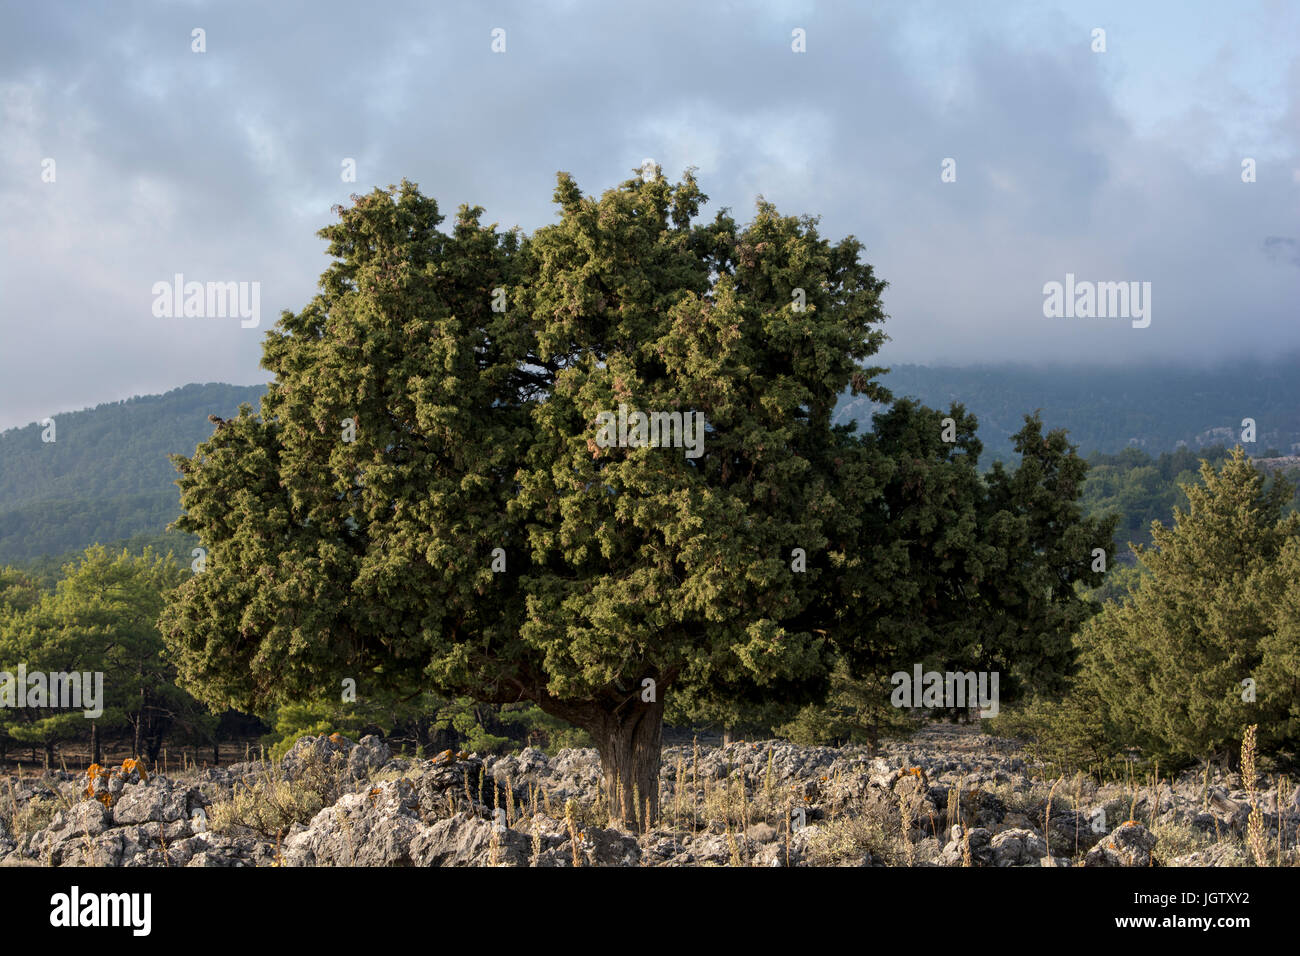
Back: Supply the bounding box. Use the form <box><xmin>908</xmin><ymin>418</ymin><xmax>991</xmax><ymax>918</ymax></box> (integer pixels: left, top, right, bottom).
<box><xmin>837</xmin><ymin>359</ymin><xmax>1300</xmax><ymax>465</ymax></box>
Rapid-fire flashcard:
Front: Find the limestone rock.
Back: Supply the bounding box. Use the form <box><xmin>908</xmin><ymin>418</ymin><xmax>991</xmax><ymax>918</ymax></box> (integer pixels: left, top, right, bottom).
<box><xmin>1084</xmin><ymin>821</ymin><xmax>1157</xmax><ymax>867</ymax></box>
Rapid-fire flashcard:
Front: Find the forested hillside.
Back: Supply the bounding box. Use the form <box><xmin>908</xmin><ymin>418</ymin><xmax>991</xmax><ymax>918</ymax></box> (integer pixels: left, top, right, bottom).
<box><xmin>839</xmin><ymin>357</ymin><xmax>1300</xmax><ymax>465</ymax></box>
<box><xmin>4</xmin><ymin>363</ymin><xmax>1299</xmax><ymax>569</ymax></box>
<box><xmin>1080</xmin><ymin>444</ymin><xmax>1300</xmax><ymax>552</ymax></box>
<box><xmin>0</xmin><ymin>383</ymin><xmax>264</xmax><ymax>563</ymax></box>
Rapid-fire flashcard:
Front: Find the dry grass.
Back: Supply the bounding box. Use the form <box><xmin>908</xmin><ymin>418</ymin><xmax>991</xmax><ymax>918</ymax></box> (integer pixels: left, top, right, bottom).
<box><xmin>1241</xmin><ymin>725</ymin><xmax>1269</xmax><ymax>867</ymax></box>
<box><xmin>4</xmin><ymin>794</ymin><xmax>58</xmax><ymax>840</ymax></box>
<box><xmin>207</xmin><ymin>746</ymin><xmax>348</xmax><ymax>839</ymax></box>
<box><xmin>801</xmin><ymin>811</ymin><xmax>938</xmax><ymax>867</ymax></box>
<box><xmin>1151</xmin><ymin>821</ymin><xmax>1220</xmax><ymax>864</ymax></box>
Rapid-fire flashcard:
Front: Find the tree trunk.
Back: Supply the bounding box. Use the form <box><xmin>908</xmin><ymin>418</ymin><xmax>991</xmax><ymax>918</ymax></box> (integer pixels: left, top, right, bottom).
<box><xmin>722</xmin><ymin>726</ymin><xmax>732</xmax><ymax>747</ymax></box>
<box><xmin>133</xmin><ymin>685</ymin><xmax>147</xmax><ymax>758</ymax></box>
<box><xmin>528</xmin><ymin>670</ymin><xmax>675</xmax><ymax>833</ymax></box>
<box><xmin>90</xmin><ymin>722</ymin><xmax>102</xmax><ymax>766</ymax></box>
<box><xmin>592</xmin><ymin>694</ymin><xmax>666</xmax><ymax>832</ymax></box>
<box><xmin>146</xmin><ymin>732</ymin><xmax>164</xmax><ymax>766</ymax></box>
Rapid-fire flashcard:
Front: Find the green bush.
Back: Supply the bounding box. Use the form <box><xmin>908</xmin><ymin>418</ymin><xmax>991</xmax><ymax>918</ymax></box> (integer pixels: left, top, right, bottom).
<box><xmin>775</xmin><ymin>660</ymin><xmax>918</xmax><ymax>751</ymax></box>
<box><xmin>264</xmin><ymin>699</ymin><xmax>386</xmax><ymax>761</ymax></box>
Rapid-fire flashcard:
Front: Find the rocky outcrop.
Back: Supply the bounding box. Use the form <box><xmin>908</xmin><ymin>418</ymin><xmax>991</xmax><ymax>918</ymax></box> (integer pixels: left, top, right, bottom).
<box><xmin>3</xmin><ymin>727</ymin><xmax>1294</xmax><ymax>867</ymax></box>
<box><xmin>990</xmin><ymin>827</ymin><xmax>1050</xmax><ymax>866</ymax></box>
<box><xmin>283</xmin><ymin>778</ymin><xmax>426</xmax><ymax>867</ymax></box>
<box><xmin>937</xmin><ymin>825</ymin><xmax>993</xmax><ymax>866</ymax></box>
<box><xmin>1084</xmin><ymin>822</ymin><xmax>1157</xmax><ymax>867</ymax></box>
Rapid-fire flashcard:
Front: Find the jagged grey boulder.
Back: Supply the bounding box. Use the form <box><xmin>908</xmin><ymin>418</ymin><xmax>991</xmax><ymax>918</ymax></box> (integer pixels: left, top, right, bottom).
<box><xmin>938</xmin><ymin>825</ymin><xmax>993</xmax><ymax>866</ymax></box>
<box><xmin>283</xmin><ymin>778</ymin><xmax>424</xmax><ymax>866</ymax></box>
<box><xmin>1168</xmin><ymin>843</ymin><xmax>1249</xmax><ymax>867</ymax></box>
<box><xmin>347</xmin><ymin>735</ymin><xmax>391</xmax><ymax>780</ymax></box>
<box><xmin>112</xmin><ymin>780</ymin><xmax>202</xmax><ymax>826</ymax></box>
<box><xmin>1084</xmin><ymin>822</ymin><xmax>1157</xmax><ymax>867</ymax></box>
<box><xmin>990</xmin><ymin>827</ymin><xmax>1049</xmax><ymax>866</ymax></box>
<box><xmin>29</xmin><ymin>799</ymin><xmax>112</xmax><ymax>862</ymax></box>
<box><xmin>955</xmin><ymin>789</ymin><xmax>1007</xmax><ymax>830</ymax></box>
<box><xmin>409</xmin><ymin>812</ymin><xmax>532</xmax><ymax>866</ymax></box>
<box><xmin>487</xmin><ymin>747</ymin><xmax>550</xmax><ymax>783</ymax></box>
<box><xmin>184</xmin><ymin>833</ymin><xmax>279</xmax><ymax>867</ymax></box>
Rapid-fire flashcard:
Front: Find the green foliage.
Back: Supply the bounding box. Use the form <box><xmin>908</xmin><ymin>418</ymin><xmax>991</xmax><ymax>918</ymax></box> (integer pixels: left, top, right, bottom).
<box><xmin>264</xmin><ymin>699</ymin><xmax>386</xmax><ymax>761</ymax></box>
<box><xmin>1078</xmin><ymin>444</ymin><xmax>1242</xmax><ymax>550</ymax></box>
<box><xmin>435</xmin><ymin>699</ymin><xmax>593</xmax><ymax>754</ymax></box>
<box><xmin>0</xmin><ymin>567</ymin><xmax>41</xmax><ymax>614</ymax></box>
<box><xmin>1079</xmin><ymin>444</ymin><xmax>1299</xmax><ymax>605</ymax></box>
<box><xmin>775</xmin><ymin>659</ymin><xmax>917</xmax><ymax>749</ymax></box>
<box><xmin>17</xmin><ymin>530</ymin><xmax>197</xmax><ymax>591</ymax></box>
<box><xmin>1070</xmin><ymin>448</ymin><xmax>1300</xmax><ymax>767</ymax></box>
<box><xmin>0</xmin><ymin>545</ymin><xmax>195</xmax><ymax>760</ymax></box>
<box><xmin>446</xmin><ymin>708</ymin><xmax>510</xmax><ymax>755</ymax></box>
<box><xmin>0</xmin><ymin>493</ymin><xmax>182</xmax><ymax>567</ymax></box>
<box><xmin>665</xmin><ymin>690</ymin><xmax>799</xmax><ymax>743</ymax></box>
<box><xmin>823</xmin><ymin>405</ymin><xmax>1115</xmax><ymax>707</ymax></box>
<box><xmin>987</xmin><ymin>682</ymin><xmax>1119</xmax><ymax>776</ymax></box>
<box><xmin>777</xmin><ymin>406</ymin><xmax>1113</xmax><ymax>744</ymax></box>
<box><xmin>515</xmin><ymin>708</ymin><xmax>593</xmax><ymax>752</ymax></box>
<box><xmin>1084</xmin><ymin>558</ymin><xmax>1147</xmax><ymax>605</ymax></box>
<box><xmin>263</xmin><ymin>692</ymin><xmax>592</xmax><ymax>760</ymax></box>
<box><xmin>159</xmin><ymin>173</ymin><xmax>889</xmax><ymax>735</ymax></box>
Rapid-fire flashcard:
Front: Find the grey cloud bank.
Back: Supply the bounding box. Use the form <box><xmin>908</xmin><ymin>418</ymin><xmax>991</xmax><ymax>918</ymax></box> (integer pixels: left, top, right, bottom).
<box><xmin>1</xmin><ymin>1</ymin><xmax>1297</xmax><ymax>431</ymax></box>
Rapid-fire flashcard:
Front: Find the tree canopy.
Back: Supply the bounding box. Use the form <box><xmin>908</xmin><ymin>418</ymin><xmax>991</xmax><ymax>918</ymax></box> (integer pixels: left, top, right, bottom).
<box><xmin>161</xmin><ymin>170</ymin><xmax>1111</xmax><ymax>827</ymax></box>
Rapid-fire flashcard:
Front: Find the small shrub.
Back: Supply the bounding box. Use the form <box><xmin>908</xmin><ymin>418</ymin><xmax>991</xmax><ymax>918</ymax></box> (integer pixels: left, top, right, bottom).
<box><xmin>207</xmin><ymin>746</ymin><xmax>347</xmax><ymax>838</ymax></box>
<box><xmin>8</xmin><ymin>796</ymin><xmax>58</xmax><ymax>838</ymax></box>
<box><xmin>1150</xmin><ymin>821</ymin><xmax>1216</xmax><ymax>865</ymax></box>
<box><xmin>801</xmin><ymin>813</ymin><xmax>913</xmax><ymax>866</ymax></box>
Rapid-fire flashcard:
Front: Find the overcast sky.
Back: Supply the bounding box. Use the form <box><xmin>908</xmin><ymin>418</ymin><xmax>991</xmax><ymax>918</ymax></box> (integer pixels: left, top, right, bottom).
<box><xmin>1</xmin><ymin>0</ymin><xmax>1297</xmax><ymax>431</ymax></box>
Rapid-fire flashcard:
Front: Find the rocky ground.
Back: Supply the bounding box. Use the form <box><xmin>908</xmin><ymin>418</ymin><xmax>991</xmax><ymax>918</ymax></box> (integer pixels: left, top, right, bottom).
<box><xmin>2</xmin><ymin>724</ymin><xmax>1296</xmax><ymax>866</ymax></box>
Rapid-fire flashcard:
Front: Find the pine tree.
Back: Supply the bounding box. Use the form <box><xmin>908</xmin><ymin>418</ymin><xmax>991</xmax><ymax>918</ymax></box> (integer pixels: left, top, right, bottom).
<box><xmin>0</xmin><ymin>546</ymin><xmax>187</xmax><ymax>765</ymax></box>
<box><xmin>1078</xmin><ymin>447</ymin><xmax>1300</xmax><ymax>765</ymax></box>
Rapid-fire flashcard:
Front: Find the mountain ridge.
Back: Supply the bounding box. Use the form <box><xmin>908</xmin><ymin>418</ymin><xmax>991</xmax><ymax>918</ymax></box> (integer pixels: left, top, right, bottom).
<box><xmin>5</xmin><ymin>359</ymin><xmax>1299</xmax><ymax>565</ymax></box>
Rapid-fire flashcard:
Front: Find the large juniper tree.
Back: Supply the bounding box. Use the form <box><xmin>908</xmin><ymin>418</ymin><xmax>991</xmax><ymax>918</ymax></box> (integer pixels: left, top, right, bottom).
<box><xmin>161</xmin><ymin>170</ymin><xmax>1109</xmax><ymax>828</ymax></box>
